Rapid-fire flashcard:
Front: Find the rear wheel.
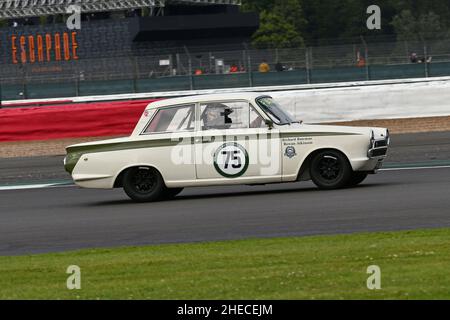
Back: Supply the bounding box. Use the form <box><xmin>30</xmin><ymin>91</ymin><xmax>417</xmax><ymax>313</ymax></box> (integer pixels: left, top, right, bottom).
<box><xmin>123</xmin><ymin>167</ymin><xmax>166</xmax><ymax>202</ymax></box>
<box><xmin>310</xmin><ymin>150</ymin><xmax>352</xmax><ymax>190</ymax></box>
<box><xmin>347</xmin><ymin>172</ymin><xmax>368</xmax><ymax>187</ymax></box>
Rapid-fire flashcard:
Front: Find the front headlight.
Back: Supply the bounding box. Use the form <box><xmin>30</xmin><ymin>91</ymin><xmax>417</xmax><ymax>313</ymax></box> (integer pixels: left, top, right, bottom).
<box><xmin>386</xmin><ymin>129</ymin><xmax>390</xmax><ymax>145</ymax></box>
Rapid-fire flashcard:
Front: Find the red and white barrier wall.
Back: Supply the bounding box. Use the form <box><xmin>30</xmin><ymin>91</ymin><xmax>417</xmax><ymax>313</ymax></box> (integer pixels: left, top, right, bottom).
<box><xmin>0</xmin><ymin>99</ymin><xmax>156</xmax><ymax>142</ymax></box>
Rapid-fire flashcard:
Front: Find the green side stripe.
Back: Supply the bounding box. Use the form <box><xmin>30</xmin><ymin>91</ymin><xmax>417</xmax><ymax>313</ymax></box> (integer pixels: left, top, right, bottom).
<box><xmin>65</xmin><ymin>138</ymin><xmax>190</xmax><ymax>174</ymax></box>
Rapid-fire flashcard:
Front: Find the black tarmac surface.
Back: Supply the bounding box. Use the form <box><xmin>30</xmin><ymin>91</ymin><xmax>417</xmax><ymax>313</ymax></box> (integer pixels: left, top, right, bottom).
<box><xmin>0</xmin><ymin>131</ymin><xmax>449</xmax><ymax>255</ymax></box>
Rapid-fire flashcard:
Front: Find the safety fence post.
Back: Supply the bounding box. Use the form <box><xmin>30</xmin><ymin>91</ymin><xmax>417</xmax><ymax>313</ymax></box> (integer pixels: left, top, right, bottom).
<box><xmin>22</xmin><ymin>81</ymin><xmax>27</xmax><ymax>99</ymax></box>
<box><xmin>361</xmin><ymin>36</ymin><xmax>370</xmax><ymax>81</ymax></box>
<box><xmin>75</xmin><ymin>77</ymin><xmax>80</xmax><ymax>96</ymax></box>
<box><xmin>242</xmin><ymin>43</ymin><xmax>253</xmax><ymax>87</ymax></box>
<box><xmin>365</xmin><ymin>47</ymin><xmax>370</xmax><ymax>81</ymax></box>
<box><xmin>184</xmin><ymin>46</ymin><xmax>194</xmax><ymax>90</ymax></box>
<box><xmin>305</xmin><ymin>47</ymin><xmax>312</xmax><ymax>84</ymax></box>
<box><xmin>248</xmin><ymin>52</ymin><xmax>254</xmax><ymax>87</ymax></box>
<box><xmin>133</xmin><ymin>56</ymin><xmax>138</xmax><ymax>93</ymax></box>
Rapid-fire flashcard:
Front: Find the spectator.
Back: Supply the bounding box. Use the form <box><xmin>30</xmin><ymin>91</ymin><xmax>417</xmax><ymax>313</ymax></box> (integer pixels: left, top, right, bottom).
<box><xmin>356</xmin><ymin>50</ymin><xmax>366</xmax><ymax>67</ymax></box>
<box><xmin>357</xmin><ymin>57</ymin><xmax>366</xmax><ymax>67</ymax></box>
<box><xmin>410</xmin><ymin>53</ymin><xmax>418</xmax><ymax>63</ymax></box>
<box><xmin>417</xmin><ymin>55</ymin><xmax>432</xmax><ymax>63</ymax></box>
<box><xmin>229</xmin><ymin>64</ymin><xmax>239</xmax><ymax>73</ymax></box>
<box><xmin>259</xmin><ymin>60</ymin><xmax>270</xmax><ymax>73</ymax></box>
<box><xmin>275</xmin><ymin>62</ymin><xmax>285</xmax><ymax>72</ymax></box>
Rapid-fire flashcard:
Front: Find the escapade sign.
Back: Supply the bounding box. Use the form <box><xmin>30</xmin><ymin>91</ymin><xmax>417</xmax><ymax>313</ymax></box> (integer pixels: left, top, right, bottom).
<box><xmin>10</xmin><ymin>31</ymin><xmax>79</xmax><ymax>64</ymax></box>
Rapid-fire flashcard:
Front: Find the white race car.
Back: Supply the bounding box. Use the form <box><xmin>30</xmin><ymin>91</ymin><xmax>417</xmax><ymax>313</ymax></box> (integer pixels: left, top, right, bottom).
<box><xmin>65</xmin><ymin>93</ymin><xmax>390</xmax><ymax>202</ymax></box>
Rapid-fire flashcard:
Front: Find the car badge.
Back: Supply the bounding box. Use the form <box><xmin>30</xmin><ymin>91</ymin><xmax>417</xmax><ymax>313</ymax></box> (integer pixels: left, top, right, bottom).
<box><xmin>285</xmin><ymin>146</ymin><xmax>297</xmax><ymax>158</ymax></box>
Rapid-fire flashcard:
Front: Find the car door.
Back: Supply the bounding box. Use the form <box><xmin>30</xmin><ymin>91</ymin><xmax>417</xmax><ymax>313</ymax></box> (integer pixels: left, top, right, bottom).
<box><xmin>194</xmin><ymin>100</ymin><xmax>282</xmax><ymax>183</ymax></box>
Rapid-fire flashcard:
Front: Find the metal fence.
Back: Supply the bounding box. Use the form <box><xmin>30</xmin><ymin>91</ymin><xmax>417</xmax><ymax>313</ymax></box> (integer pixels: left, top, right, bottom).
<box><xmin>2</xmin><ymin>37</ymin><xmax>450</xmax><ymax>100</ymax></box>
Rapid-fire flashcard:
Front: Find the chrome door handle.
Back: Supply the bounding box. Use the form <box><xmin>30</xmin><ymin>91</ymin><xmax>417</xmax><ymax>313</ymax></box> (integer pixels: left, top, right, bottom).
<box><xmin>202</xmin><ymin>136</ymin><xmax>216</xmax><ymax>143</ymax></box>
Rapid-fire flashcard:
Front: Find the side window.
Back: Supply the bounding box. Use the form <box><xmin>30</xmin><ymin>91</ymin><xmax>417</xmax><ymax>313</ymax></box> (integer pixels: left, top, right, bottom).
<box><xmin>144</xmin><ymin>104</ymin><xmax>195</xmax><ymax>134</ymax></box>
<box><xmin>200</xmin><ymin>101</ymin><xmax>249</xmax><ymax>130</ymax></box>
<box><xmin>249</xmin><ymin>106</ymin><xmax>267</xmax><ymax>128</ymax></box>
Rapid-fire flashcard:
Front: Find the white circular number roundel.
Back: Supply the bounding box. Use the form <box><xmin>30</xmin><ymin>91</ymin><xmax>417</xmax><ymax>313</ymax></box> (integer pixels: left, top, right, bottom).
<box><xmin>214</xmin><ymin>143</ymin><xmax>249</xmax><ymax>178</ymax></box>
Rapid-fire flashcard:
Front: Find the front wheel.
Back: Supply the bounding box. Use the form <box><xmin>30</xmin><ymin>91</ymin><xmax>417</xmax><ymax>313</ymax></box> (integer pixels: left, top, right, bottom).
<box><xmin>310</xmin><ymin>150</ymin><xmax>352</xmax><ymax>190</ymax></box>
<box><xmin>123</xmin><ymin>167</ymin><xmax>166</xmax><ymax>202</ymax></box>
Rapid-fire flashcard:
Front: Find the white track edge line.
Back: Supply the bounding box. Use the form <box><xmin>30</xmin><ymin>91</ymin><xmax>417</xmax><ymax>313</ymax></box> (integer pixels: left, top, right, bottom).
<box><xmin>0</xmin><ymin>165</ymin><xmax>449</xmax><ymax>191</ymax></box>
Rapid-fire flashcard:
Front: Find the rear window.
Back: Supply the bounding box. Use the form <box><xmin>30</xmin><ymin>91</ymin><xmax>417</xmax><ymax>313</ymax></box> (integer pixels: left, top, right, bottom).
<box><xmin>144</xmin><ymin>104</ymin><xmax>195</xmax><ymax>134</ymax></box>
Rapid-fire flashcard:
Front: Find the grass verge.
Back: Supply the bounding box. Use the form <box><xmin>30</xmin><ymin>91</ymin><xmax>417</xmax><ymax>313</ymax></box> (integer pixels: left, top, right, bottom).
<box><xmin>1</xmin><ymin>229</ymin><xmax>450</xmax><ymax>300</ymax></box>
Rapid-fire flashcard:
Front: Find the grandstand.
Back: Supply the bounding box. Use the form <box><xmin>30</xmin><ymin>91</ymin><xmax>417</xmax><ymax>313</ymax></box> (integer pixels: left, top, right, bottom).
<box><xmin>0</xmin><ymin>0</ymin><xmax>261</xmax><ymax>101</ymax></box>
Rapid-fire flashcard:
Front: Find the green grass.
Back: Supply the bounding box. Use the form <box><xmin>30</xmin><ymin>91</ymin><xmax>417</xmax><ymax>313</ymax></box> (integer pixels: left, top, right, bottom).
<box><xmin>1</xmin><ymin>229</ymin><xmax>450</xmax><ymax>300</ymax></box>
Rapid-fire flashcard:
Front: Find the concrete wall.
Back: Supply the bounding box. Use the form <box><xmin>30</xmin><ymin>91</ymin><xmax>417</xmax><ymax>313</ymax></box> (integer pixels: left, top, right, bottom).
<box><xmin>270</xmin><ymin>79</ymin><xmax>450</xmax><ymax>123</ymax></box>
<box><xmin>3</xmin><ymin>77</ymin><xmax>450</xmax><ymax>123</ymax></box>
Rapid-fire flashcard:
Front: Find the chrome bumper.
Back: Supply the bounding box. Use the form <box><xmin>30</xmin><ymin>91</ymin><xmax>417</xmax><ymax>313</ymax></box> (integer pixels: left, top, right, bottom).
<box><xmin>368</xmin><ymin>135</ymin><xmax>390</xmax><ymax>159</ymax></box>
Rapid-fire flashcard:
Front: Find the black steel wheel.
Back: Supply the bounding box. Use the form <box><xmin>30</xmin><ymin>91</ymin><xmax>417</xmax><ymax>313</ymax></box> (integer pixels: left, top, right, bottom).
<box><xmin>310</xmin><ymin>150</ymin><xmax>352</xmax><ymax>190</ymax></box>
<box><xmin>123</xmin><ymin>167</ymin><xmax>166</xmax><ymax>202</ymax></box>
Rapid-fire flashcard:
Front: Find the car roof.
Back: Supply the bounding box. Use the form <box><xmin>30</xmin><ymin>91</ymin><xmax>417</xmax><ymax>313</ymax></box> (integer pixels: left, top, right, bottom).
<box><xmin>145</xmin><ymin>92</ymin><xmax>268</xmax><ymax>110</ymax></box>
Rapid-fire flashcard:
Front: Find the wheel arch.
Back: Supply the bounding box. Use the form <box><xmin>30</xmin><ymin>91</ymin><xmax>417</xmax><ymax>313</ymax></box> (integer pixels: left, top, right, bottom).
<box><xmin>296</xmin><ymin>147</ymin><xmax>352</xmax><ymax>181</ymax></box>
<box><xmin>113</xmin><ymin>164</ymin><xmax>166</xmax><ymax>188</ymax></box>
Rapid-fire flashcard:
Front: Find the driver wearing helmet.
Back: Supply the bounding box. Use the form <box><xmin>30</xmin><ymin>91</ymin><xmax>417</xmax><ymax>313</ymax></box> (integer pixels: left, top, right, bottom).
<box><xmin>202</xmin><ymin>104</ymin><xmax>233</xmax><ymax>130</ymax></box>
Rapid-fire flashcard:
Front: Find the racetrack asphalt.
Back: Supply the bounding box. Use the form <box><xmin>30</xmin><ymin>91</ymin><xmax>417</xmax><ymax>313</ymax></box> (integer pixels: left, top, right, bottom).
<box><xmin>0</xmin><ymin>131</ymin><xmax>449</xmax><ymax>256</ymax></box>
<box><xmin>0</xmin><ymin>167</ymin><xmax>450</xmax><ymax>256</ymax></box>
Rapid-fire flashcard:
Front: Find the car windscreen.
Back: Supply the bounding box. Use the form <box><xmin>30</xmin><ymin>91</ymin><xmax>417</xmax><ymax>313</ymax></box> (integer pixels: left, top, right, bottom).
<box><xmin>256</xmin><ymin>96</ymin><xmax>297</xmax><ymax>125</ymax></box>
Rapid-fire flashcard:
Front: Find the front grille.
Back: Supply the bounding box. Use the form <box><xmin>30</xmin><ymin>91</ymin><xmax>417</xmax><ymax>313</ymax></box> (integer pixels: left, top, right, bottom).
<box><xmin>370</xmin><ymin>148</ymin><xmax>388</xmax><ymax>157</ymax></box>
<box><xmin>375</xmin><ymin>140</ymin><xmax>388</xmax><ymax>148</ymax></box>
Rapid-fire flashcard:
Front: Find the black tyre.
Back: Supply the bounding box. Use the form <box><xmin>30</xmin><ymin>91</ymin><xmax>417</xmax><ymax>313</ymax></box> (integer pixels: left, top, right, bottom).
<box><xmin>310</xmin><ymin>150</ymin><xmax>352</xmax><ymax>190</ymax></box>
<box><xmin>347</xmin><ymin>172</ymin><xmax>368</xmax><ymax>187</ymax></box>
<box><xmin>123</xmin><ymin>167</ymin><xmax>166</xmax><ymax>202</ymax></box>
<box><xmin>164</xmin><ymin>188</ymin><xmax>184</xmax><ymax>199</ymax></box>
